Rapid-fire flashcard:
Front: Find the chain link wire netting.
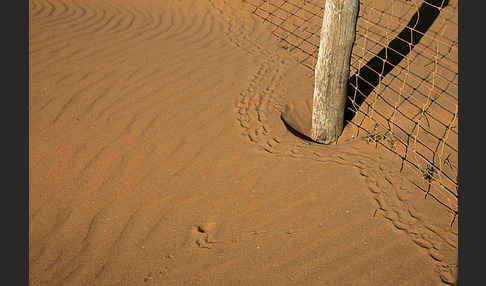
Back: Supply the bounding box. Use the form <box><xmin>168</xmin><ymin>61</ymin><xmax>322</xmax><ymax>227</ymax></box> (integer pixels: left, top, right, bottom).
<box><xmin>244</xmin><ymin>0</ymin><xmax>458</xmax><ymax>222</ymax></box>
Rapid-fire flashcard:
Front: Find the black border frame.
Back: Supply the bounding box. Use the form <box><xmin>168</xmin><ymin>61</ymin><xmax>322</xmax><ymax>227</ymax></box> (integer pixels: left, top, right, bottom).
<box><xmin>14</xmin><ymin>0</ymin><xmax>29</xmax><ymax>285</ymax></box>
<box><xmin>24</xmin><ymin>0</ymin><xmax>29</xmax><ymax>285</ymax></box>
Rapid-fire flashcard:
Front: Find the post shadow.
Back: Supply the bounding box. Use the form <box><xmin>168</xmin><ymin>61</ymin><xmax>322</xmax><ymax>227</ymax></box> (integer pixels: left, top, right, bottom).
<box><xmin>343</xmin><ymin>0</ymin><xmax>450</xmax><ymax>124</ymax></box>
<box><xmin>281</xmin><ymin>0</ymin><xmax>450</xmax><ymax>143</ymax></box>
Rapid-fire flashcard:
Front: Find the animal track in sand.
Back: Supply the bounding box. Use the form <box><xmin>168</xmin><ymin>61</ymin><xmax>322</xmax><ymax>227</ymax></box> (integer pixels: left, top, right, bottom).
<box><xmin>190</xmin><ymin>222</ymin><xmax>220</xmax><ymax>249</ymax></box>
<box><xmin>215</xmin><ymin>2</ymin><xmax>458</xmax><ymax>284</ymax></box>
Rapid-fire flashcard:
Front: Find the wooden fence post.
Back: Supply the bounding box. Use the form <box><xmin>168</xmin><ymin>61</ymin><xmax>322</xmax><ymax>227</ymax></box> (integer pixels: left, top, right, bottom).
<box><xmin>311</xmin><ymin>0</ymin><xmax>359</xmax><ymax>144</ymax></box>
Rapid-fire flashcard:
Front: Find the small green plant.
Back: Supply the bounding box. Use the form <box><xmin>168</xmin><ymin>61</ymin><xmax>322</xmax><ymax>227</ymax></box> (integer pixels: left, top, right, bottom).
<box><xmin>423</xmin><ymin>165</ymin><xmax>435</xmax><ymax>182</ymax></box>
<box><xmin>360</xmin><ymin>132</ymin><xmax>395</xmax><ymax>150</ymax></box>
<box><xmin>361</xmin><ymin>133</ymin><xmax>384</xmax><ymax>143</ymax></box>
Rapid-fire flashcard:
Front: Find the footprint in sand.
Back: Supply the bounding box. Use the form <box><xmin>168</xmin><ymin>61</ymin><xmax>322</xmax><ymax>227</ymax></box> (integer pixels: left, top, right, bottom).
<box><xmin>190</xmin><ymin>222</ymin><xmax>219</xmax><ymax>249</ymax></box>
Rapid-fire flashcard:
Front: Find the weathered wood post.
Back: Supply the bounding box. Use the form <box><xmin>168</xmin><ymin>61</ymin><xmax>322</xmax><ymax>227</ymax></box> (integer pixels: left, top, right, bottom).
<box><xmin>311</xmin><ymin>0</ymin><xmax>359</xmax><ymax>144</ymax></box>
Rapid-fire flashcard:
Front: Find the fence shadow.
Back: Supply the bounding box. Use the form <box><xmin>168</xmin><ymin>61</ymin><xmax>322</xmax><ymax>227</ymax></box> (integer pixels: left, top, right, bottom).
<box><xmin>249</xmin><ymin>0</ymin><xmax>458</xmax><ymax>221</ymax></box>
<box><xmin>344</xmin><ymin>0</ymin><xmax>450</xmax><ymax>125</ymax></box>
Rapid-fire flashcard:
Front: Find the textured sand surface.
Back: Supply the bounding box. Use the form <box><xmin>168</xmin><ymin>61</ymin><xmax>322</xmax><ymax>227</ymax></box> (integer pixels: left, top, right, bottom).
<box><xmin>30</xmin><ymin>0</ymin><xmax>458</xmax><ymax>285</ymax></box>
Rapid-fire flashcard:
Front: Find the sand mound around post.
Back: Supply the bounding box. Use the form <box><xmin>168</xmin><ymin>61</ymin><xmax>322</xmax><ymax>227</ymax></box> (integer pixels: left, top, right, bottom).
<box><xmin>281</xmin><ymin>97</ymin><xmax>313</xmax><ymax>140</ymax></box>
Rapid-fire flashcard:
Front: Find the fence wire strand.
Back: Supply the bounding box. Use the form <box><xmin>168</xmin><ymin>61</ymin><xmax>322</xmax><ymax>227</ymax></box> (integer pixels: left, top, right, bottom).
<box><xmin>244</xmin><ymin>0</ymin><xmax>458</xmax><ymax>222</ymax></box>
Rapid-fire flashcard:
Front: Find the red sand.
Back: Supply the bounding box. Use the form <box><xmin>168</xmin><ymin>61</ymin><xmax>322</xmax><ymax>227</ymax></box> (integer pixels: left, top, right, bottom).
<box><xmin>30</xmin><ymin>0</ymin><xmax>458</xmax><ymax>285</ymax></box>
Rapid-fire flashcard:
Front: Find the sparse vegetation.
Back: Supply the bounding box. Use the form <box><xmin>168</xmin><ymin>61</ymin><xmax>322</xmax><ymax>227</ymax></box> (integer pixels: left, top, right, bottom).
<box><xmin>360</xmin><ymin>133</ymin><xmax>384</xmax><ymax>143</ymax></box>
<box><xmin>360</xmin><ymin>132</ymin><xmax>395</xmax><ymax>150</ymax></box>
<box><xmin>423</xmin><ymin>165</ymin><xmax>435</xmax><ymax>182</ymax></box>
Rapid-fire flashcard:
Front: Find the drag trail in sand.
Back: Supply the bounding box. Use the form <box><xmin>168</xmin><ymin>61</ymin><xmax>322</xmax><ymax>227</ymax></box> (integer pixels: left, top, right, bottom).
<box><xmin>30</xmin><ymin>0</ymin><xmax>458</xmax><ymax>285</ymax></box>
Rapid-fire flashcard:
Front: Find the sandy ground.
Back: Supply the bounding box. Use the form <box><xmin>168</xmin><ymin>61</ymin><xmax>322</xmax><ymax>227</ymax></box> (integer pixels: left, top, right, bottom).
<box><xmin>29</xmin><ymin>0</ymin><xmax>458</xmax><ymax>285</ymax></box>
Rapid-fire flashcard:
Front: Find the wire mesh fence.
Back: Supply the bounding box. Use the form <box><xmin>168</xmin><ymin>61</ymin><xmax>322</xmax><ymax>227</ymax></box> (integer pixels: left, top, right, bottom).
<box><xmin>244</xmin><ymin>0</ymin><xmax>458</xmax><ymax>223</ymax></box>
